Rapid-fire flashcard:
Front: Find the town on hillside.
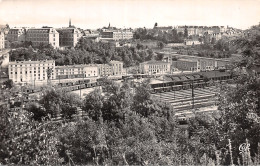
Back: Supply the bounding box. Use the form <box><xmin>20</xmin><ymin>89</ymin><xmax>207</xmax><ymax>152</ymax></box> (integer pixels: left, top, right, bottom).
<box><xmin>1</xmin><ymin>0</ymin><xmax>260</xmax><ymax>165</ymax></box>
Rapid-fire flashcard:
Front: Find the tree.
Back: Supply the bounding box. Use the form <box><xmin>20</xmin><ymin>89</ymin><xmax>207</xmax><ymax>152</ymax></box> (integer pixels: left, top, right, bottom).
<box><xmin>40</xmin><ymin>88</ymin><xmax>81</xmax><ymax>118</ymax></box>
<box><xmin>157</xmin><ymin>41</ymin><xmax>165</xmax><ymax>49</ymax></box>
<box><xmin>26</xmin><ymin>102</ymin><xmax>48</xmax><ymax>121</ymax></box>
<box><xmin>184</xmin><ymin>26</ymin><xmax>188</xmax><ymax>38</ymax></box>
<box><xmin>2</xmin><ymin>79</ymin><xmax>14</xmax><ymax>89</ymax></box>
<box><xmin>83</xmin><ymin>89</ymin><xmax>104</xmax><ymax>121</ymax></box>
<box><xmin>0</xmin><ymin>105</ymin><xmax>64</xmax><ymax>165</ymax></box>
<box><xmin>155</xmin><ymin>52</ymin><xmax>164</xmax><ymax>61</ymax></box>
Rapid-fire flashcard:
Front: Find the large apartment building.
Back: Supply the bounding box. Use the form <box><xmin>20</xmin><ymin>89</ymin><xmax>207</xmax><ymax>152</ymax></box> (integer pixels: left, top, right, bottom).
<box><xmin>7</xmin><ymin>28</ymin><xmax>26</xmax><ymax>42</ymax></box>
<box><xmin>101</xmin><ymin>29</ymin><xmax>133</xmax><ymax>40</ymax></box>
<box><xmin>55</xmin><ymin>64</ymin><xmax>98</xmax><ymax>79</ymax></box>
<box><xmin>8</xmin><ymin>60</ymin><xmax>55</xmax><ymax>84</ymax></box>
<box><xmin>171</xmin><ymin>55</ymin><xmax>230</xmax><ymax>72</ymax></box>
<box><xmin>176</xmin><ymin>26</ymin><xmax>226</xmax><ymax>36</ymax></box>
<box><xmin>110</xmin><ymin>60</ymin><xmax>123</xmax><ymax>75</ymax></box>
<box><xmin>56</xmin><ymin>28</ymin><xmax>82</xmax><ymax>47</ymax></box>
<box><xmin>0</xmin><ymin>31</ymin><xmax>4</xmax><ymax>50</ymax></box>
<box><xmin>97</xmin><ymin>60</ymin><xmax>124</xmax><ymax>76</ymax></box>
<box><xmin>26</xmin><ymin>28</ymin><xmax>59</xmax><ymax>48</ymax></box>
<box><xmin>174</xmin><ymin>59</ymin><xmax>199</xmax><ymax>71</ymax></box>
<box><xmin>139</xmin><ymin>61</ymin><xmax>171</xmax><ymax>74</ymax></box>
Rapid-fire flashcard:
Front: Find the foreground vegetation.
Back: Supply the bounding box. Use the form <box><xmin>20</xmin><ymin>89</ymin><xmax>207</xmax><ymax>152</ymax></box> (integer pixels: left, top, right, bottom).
<box><xmin>1</xmin><ymin>25</ymin><xmax>260</xmax><ymax>165</ymax></box>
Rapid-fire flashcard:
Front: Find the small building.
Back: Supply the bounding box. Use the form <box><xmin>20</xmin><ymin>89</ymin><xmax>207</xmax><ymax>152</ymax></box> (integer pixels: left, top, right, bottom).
<box><xmin>8</xmin><ymin>60</ymin><xmax>55</xmax><ymax>84</ymax></box>
<box><xmin>139</xmin><ymin>61</ymin><xmax>171</xmax><ymax>74</ymax></box>
<box><xmin>184</xmin><ymin>39</ymin><xmax>201</xmax><ymax>46</ymax></box>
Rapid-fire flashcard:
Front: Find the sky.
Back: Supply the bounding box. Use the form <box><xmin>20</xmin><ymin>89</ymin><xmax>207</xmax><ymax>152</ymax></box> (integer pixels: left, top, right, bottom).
<box><xmin>0</xmin><ymin>0</ymin><xmax>260</xmax><ymax>30</ymax></box>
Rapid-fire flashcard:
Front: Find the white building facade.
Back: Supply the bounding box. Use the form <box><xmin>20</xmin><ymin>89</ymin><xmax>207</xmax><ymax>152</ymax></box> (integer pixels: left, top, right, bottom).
<box><xmin>8</xmin><ymin>60</ymin><xmax>55</xmax><ymax>84</ymax></box>
<box><xmin>139</xmin><ymin>61</ymin><xmax>171</xmax><ymax>74</ymax></box>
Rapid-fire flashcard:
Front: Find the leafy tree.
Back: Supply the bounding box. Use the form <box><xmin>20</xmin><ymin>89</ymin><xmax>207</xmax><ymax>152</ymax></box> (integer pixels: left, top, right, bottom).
<box><xmin>26</xmin><ymin>102</ymin><xmax>48</xmax><ymax>121</ymax></box>
<box><xmin>83</xmin><ymin>88</ymin><xmax>104</xmax><ymax>121</ymax></box>
<box><xmin>155</xmin><ymin>52</ymin><xmax>164</xmax><ymax>61</ymax></box>
<box><xmin>157</xmin><ymin>41</ymin><xmax>165</xmax><ymax>49</ymax></box>
<box><xmin>2</xmin><ymin>79</ymin><xmax>14</xmax><ymax>89</ymax></box>
<box><xmin>184</xmin><ymin>26</ymin><xmax>188</xmax><ymax>38</ymax></box>
<box><xmin>0</xmin><ymin>105</ymin><xmax>64</xmax><ymax>165</ymax></box>
<box><xmin>40</xmin><ymin>88</ymin><xmax>81</xmax><ymax>118</ymax></box>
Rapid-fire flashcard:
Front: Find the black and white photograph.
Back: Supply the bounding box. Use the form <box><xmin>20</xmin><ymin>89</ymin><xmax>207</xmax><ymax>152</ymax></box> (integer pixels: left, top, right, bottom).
<box><xmin>0</xmin><ymin>0</ymin><xmax>260</xmax><ymax>165</ymax></box>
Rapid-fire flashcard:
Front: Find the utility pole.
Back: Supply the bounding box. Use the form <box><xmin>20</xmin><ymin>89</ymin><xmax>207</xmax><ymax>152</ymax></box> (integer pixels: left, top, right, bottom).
<box><xmin>191</xmin><ymin>80</ymin><xmax>194</xmax><ymax>109</ymax></box>
<box><xmin>46</xmin><ymin>68</ymin><xmax>53</xmax><ymax>86</ymax></box>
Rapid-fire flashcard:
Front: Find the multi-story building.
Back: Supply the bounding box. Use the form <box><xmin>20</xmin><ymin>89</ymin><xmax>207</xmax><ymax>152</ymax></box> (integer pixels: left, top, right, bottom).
<box><xmin>97</xmin><ymin>60</ymin><xmax>124</xmax><ymax>76</ymax></box>
<box><xmin>84</xmin><ymin>29</ymin><xmax>100</xmax><ymax>37</ymax></box>
<box><xmin>171</xmin><ymin>55</ymin><xmax>230</xmax><ymax>72</ymax></box>
<box><xmin>175</xmin><ymin>59</ymin><xmax>198</xmax><ymax>71</ymax></box>
<box><xmin>139</xmin><ymin>61</ymin><xmax>171</xmax><ymax>74</ymax></box>
<box><xmin>0</xmin><ymin>31</ymin><xmax>5</xmax><ymax>50</ymax></box>
<box><xmin>26</xmin><ymin>28</ymin><xmax>59</xmax><ymax>48</ymax></box>
<box><xmin>101</xmin><ymin>29</ymin><xmax>133</xmax><ymax>40</ymax></box>
<box><xmin>56</xmin><ymin>28</ymin><xmax>82</xmax><ymax>47</ymax></box>
<box><xmin>55</xmin><ymin>64</ymin><xmax>98</xmax><ymax>79</ymax></box>
<box><xmin>110</xmin><ymin>60</ymin><xmax>123</xmax><ymax>75</ymax></box>
<box><xmin>176</xmin><ymin>26</ymin><xmax>226</xmax><ymax>37</ymax></box>
<box><xmin>7</xmin><ymin>28</ymin><xmax>26</xmax><ymax>42</ymax></box>
<box><xmin>8</xmin><ymin>60</ymin><xmax>55</xmax><ymax>84</ymax></box>
<box><xmin>98</xmin><ymin>64</ymin><xmax>112</xmax><ymax>77</ymax></box>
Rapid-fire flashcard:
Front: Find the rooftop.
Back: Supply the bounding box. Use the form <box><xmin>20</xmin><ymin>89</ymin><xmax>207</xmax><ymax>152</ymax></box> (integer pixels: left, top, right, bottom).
<box><xmin>141</xmin><ymin>60</ymin><xmax>170</xmax><ymax>65</ymax></box>
<box><xmin>9</xmin><ymin>60</ymin><xmax>55</xmax><ymax>64</ymax></box>
<box><xmin>178</xmin><ymin>59</ymin><xmax>197</xmax><ymax>62</ymax></box>
<box><xmin>55</xmin><ymin>64</ymin><xmax>98</xmax><ymax>69</ymax></box>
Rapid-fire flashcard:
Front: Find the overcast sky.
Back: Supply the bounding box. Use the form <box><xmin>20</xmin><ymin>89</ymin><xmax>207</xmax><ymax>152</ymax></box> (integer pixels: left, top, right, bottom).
<box><xmin>0</xmin><ymin>0</ymin><xmax>260</xmax><ymax>29</ymax></box>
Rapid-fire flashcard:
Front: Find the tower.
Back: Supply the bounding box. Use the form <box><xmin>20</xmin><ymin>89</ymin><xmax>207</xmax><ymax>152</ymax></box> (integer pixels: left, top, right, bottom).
<box><xmin>69</xmin><ymin>18</ymin><xmax>71</xmax><ymax>27</ymax></box>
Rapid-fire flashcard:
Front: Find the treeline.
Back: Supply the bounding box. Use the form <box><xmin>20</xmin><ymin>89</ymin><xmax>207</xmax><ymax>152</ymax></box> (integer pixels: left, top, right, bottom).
<box><xmin>176</xmin><ymin>39</ymin><xmax>234</xmax><ymax>59</ymax></box>
<box><xmin>9</xmin><ymin>38</ymin><xmax>154</xmax><ymax>67</ymax></box>
<box><xmin>134</xmin><ymin>28</ymin><xmax>185</xmax><ymax>43</ymax></box>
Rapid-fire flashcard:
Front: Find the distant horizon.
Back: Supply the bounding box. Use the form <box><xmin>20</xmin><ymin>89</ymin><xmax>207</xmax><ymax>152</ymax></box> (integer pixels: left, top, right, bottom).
<box><xmin>1</xmin><ymin>0</ymin><xmax>260</xmax><ymax>30</ymax></box>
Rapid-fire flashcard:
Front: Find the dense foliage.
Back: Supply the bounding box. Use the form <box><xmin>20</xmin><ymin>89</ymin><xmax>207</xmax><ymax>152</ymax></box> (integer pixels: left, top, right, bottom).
<box><xmin>9</xmin><ymin>38</ymin><xmax>154</xmax><ymax>67</ymax></box>
<box><xmin>134</xmin><ymin>28</ymin><xmax>185</xmax><ymax>43</ymax></box>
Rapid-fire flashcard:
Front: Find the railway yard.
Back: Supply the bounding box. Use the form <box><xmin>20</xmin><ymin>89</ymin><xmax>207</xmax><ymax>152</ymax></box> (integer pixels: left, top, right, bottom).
<box><xmin>152</xmin><ymin>86</ymin><xmax>219</xmax><ymax>115</ymax></box>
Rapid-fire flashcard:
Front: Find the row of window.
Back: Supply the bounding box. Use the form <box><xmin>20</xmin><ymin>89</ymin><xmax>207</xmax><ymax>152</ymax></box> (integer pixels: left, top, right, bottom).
<box><xmin>27</xmin><ymin>33</ymin><xmax>52</xmax><ymax>37</ymax></box>
<box><xmin>148</xmin><ymin>65</ymin><xmax>168</xmax><ymax>68</ymax></box>
<box><xmin>10</xmin><ymin>71</ymin><xmax>52</xmax><ymax>75</ymax></box>
<box><xmin>10</xmin><ymin>64</ymin><xmax>54</xmax><ymax>67</ymax></box>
